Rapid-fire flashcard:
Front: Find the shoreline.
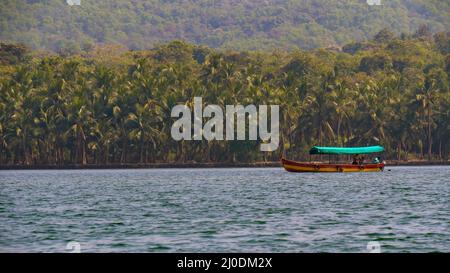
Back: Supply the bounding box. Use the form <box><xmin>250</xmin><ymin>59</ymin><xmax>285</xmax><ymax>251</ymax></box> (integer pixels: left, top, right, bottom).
<box><xmin>0</xmin><ymin>160</ymin><xmax>449</xmax><ymax>170</ymax></box>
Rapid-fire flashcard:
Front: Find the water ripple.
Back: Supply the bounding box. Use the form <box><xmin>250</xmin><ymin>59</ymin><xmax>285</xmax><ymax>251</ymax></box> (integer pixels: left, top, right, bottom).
<box><xmin>0</xmin><ymin>166</ymin><xmax>449</xmax><ymax>252</ymax></box>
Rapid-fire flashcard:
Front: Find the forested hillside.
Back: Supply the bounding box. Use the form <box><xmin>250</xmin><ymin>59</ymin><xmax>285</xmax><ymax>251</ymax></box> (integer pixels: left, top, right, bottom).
<box><xmin>0</xmin><ymin>29</ymin><xmax>449</xmax><ymax>165</ymax></box>
<box><xmin>0</xmin><ymin>0</ymin><xmax>449</xmax><ymax>52</ymax></box>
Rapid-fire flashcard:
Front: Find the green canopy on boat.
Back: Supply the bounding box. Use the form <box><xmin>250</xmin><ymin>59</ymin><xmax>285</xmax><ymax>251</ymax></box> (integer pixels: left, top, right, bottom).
<box><xmin>309</xmin><ymin>146</ymin><xmax>385</xmax><ymax>155</ymax></box>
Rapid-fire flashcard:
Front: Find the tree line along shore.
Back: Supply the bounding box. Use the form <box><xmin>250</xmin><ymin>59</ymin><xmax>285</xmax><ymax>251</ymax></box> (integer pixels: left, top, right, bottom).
<box><xmin>0</xmin><ymin>28</ymin><xmax>449</xmax><ymax>166</ymax></box>
<box><xmin>0</xmin><ymin>160</ymin><xmax>448</xmax><ymax>170</ymax></box>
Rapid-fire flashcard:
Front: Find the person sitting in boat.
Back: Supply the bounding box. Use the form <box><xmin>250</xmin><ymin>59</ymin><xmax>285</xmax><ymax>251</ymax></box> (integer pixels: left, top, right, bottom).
<box><xmin>352</xmin><ymin>155</ymin><xmax>359</xmax><ymax>165</ymax></box>
<box><xmin>358</xmin><ymin>156</ymin><xmax>365</xmax><ymax>165</ymax></box>
<box><xmin>372</xmin><ymin>157</ymin><xmax>380</xmax><ymax>164</ymax></box>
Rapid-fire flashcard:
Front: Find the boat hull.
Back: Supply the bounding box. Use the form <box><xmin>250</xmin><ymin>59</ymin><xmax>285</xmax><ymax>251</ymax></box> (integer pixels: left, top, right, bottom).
<box><xmin>281</xmin><ymin>158</ymin><xmax>385</xmax><ymax>173</ymax></box>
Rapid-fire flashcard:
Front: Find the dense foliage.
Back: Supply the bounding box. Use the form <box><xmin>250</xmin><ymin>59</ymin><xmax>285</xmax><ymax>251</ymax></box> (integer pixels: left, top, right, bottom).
<box><xmin>0</xmin><ymin>29</ymin><xmax>449</xmax><ymax>166</ymax></box>
<box><xmin>0</xmin><ymin>0</ymin><xmax>449</xmax><ymax>52</ymax></box>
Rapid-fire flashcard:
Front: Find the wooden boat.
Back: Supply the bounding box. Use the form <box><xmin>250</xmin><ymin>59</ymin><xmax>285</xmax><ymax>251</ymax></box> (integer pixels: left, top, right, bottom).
<box><xmin>281</xmin><ymin>146</ymin><xmax>385</xmax><ymax>173</ymax></box>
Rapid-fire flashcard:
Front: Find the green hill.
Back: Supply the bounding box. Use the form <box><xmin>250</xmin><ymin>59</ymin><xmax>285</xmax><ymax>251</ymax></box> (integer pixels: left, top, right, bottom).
<box><xmin>0</xmin><ymin>0</ymin><xmax>449</xmax><ymax>52</ymax></box>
